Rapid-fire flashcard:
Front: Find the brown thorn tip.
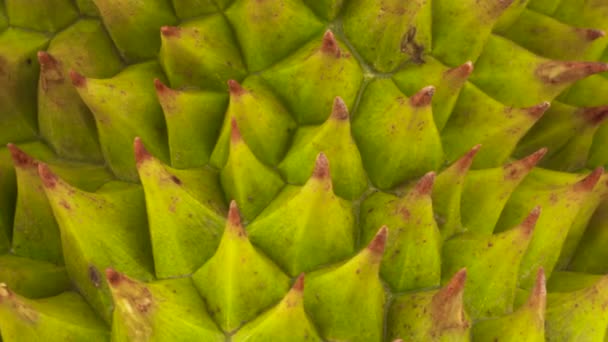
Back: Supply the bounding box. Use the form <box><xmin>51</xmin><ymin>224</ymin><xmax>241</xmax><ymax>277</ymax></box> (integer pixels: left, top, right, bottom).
<box><xmin>38</xmin><ymin>163</ymin><xmax>57</xmax><ymax>189</ymax></box>
<box><xmin>415</xmin><ymin>171</ymin><xmax>436</xmax><ymax>195</ymax></box>
<box><xmin>582</xmin><ymin>106</ymin><xmax>608</xmax><ymax>126</ymax></box>
<box><xmin>537</xmin><ymin>61</ymin><xmax>608</xmax><ymax>84</ymax></box>
<box><xmin>445</xmin><ymin>268</ymin><xmax>467</xmax><ymax>295</ymax></box>
<box><xmin>526</xmin><ymin>101</ymin><xmax>551</xmax><ymax>119</ymax></box>
<box><xmin>228</xmin><ymin>79</ymin><xmax>246</xmax><ymax>96</ymax></box>
<box><xmin>532</xmin><ymin>268</ymin><xmax>546</xmax><ymax>301</ymax></box>
<box><xmin>522</xmin><ymin>206</ymin><xmax>542</xmax><ymax>235</ymax></box>
<box><xmin>574</xmin><ymin>167</ymin><xmax>603</xmax><ymax>192</ymax></box>
<box><xmin>449</xmin><ymin>61</ymin><xmax>474</xmax><ymax>79</ymax></box>
<box><xmin>321</xmin><ymin>30</ymin><xmax>341</xmax><ymax>57</ymax></box>
<box><xmin>160</xmin><ymin>26</ymin><xmax>180</xmax><ymax>37</ymax></box>
<box><xmin>312</xmin><ymin>153</ymin><xmax>330</xmax><ymax>179</ymax></box>
<box><xmin>293</xmin><ymin>273</ymin><xmax>305</xmax><ymax>292</ymax></box>
<box><xmin>69</xmin><ymin>70</ymin><xmax>86</xmax><ymax>88</ymax></box>
<box><xmin>105</xmin><ymin>268</ymin><xmax>122</xmax><ymax>286</ymax></box>
<box><xmin>7</xmin><ymin>143</ymin><xmax>36</xmax><ymax>168</ymax></box>
<box><xmin>331</xmin><ymin>97</ymin><xmax>349</xmax><ymax>120</ymax></box>
<box><xmin>37</xmin><ymin>51</ymin><xmax>56</xmax><ymax>67</ymax></box>
<box><xmin>456</xmin><ymin>144</ymin><xmax>481</xmax><ymax>172</ymax></box>
<box><xmin>578</xmin><ymin>28</ymin><xmax>605</xmax><ymax>41</ymax></box>
<box><xmin>368</xmin><ymin>226</ymin><xmax>388</xmax><ymax>255</ymax></box>
<box><xmin>521</xmin><ymin>148</ymin><xmax>548</xmax><ymax>169</ymax></box>
<box><xmin>228</xmin><ymin>200</ymin><xmax>242</xmax><ymax>227</ymax></box>
<box><xmin>410</xmin><ymin>85</ymin><xmax>435</xmax><ymax>107</ymax></box>
<box><xmin>154</xmin><ymin>78</ymin><xmax>168</xmax><ymax>93</ymax></box>
<box><xmin>133</xmin><ymin>137</ymin><xmax>151</xmax><ymax>166</ymax></box>
<box><xmin>230</xmin><ymin>118</ymin><xmax>242</xmax><ymax>142</ymax></box>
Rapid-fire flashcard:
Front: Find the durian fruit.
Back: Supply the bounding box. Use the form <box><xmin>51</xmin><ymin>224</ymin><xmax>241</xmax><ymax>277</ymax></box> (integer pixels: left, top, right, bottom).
<box><xmin>1</xmin><ymin>1</ymin><xmax>608</xmax><ymax>341</ymax></box>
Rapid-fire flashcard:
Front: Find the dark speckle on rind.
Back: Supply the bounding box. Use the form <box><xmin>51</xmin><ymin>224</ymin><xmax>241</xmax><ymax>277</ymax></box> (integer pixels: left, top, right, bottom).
<box><xmin>170</xmin><ymin>175</ymin><xmax>182</xmax><ymax>185</ymax></box>
<box><xmin>89</xmin><ymin>265</ymin><xmax>101</xmax><ymax>288</ymax></box>
<box><xmin>7</xmin><ymin>144</ymin><xmax>37</xmax><ymax>169</ymax></box>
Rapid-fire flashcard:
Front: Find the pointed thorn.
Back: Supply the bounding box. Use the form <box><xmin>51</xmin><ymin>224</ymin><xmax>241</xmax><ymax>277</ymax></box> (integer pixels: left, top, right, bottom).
<box><xmin>410</xmin><ymin>85</ymin><xmax>435</xmax><ymax>107</ymax></box>
<box><xmin>574</xmin><ymin>167</ymin><xmax>604</xmax><ymax>192</ymax></box>
<box><xmin>537</xmin><ymin>61</ymin><xmax>608</xmax><ymax>84</ymax></box>
<box><xmin>133</xmin><ymin>137</ymin><xmax>152</xmax><ymax>166</ymax></box>
<box><xmin>581</xmin><ymin>106</ymin><xmax>608</xmax><ymax>126</ymax></box>
<box><xmin>525</xmin><ymin>101</ymin><xmax>551</xmax><ymax>119</ymax></box>
<box><xmin>415</xmin><ymin>171</ymin><xmax>436</xmax><ymax>196</ymax></box>
<box><xmin>105</xmin><ymin>268</ymin><xmax>123</xmax><ymax>287</ymax></box>
<box><xmin>321</xmin><ymin>30</ymin><xmax>341</xmax><ymax>57</ymax></box>
<box><xmin>331</xmin><ymin>97</ymin><xmax>349</xmax><ymax>120</ymax></box>
<box><xmin>528</xmin><ymin>268</ymin><xmax>547</xmax><ymax>309</ymax></box>
<box><xmin>69</xmin><ymin>69</ymin><xmax>86</xmax><ymax>88</ymax></box>
<box><xmin>520</xmin><ymin>148</ymin><xmax>548</xmax><ymax>169</ymax></box>
<box><xmin>7</xmin><ymin>143</ymin><xmax>37</xmax><ymax>168</ymax></box>
<box><xmin>154</xmin><ymin>78</ymin><xmax>170</xmax><ymax>94</ymax></box>
<box><xmin>446</xmin><ymin>61</ymin><xmax>474</xmax><ymax>79</ymax></box>
<box><xmin>228</xmin><ymin>79</ymin><xmax>246</xmax><ymax>96</ymax></box>
<box><xmin>228</xmin><ymin>200</ymin><xmax>242</xmax><ymax>227</ymax></box>
<box><xmin>230</xmin><ymin>118</ymin><xmax>242</xmax><ymax>142</ymax></box>
<box><xmin>577</xmin><ymin>28</ymin><xmax>606</xmax><ymax>41</ymax></box>
<box><xmin>312</xmin><ymin>153</ymin><xmax>331</xmax><ymax>180</ymax></box>
<box><xmin>160</xmin><ymin>25</ymin><xmax>181</xmax><ymax>38</ymax></box>
<box><xmin>37</xmin><ymin>163</ymin><xmax>58</xmax><ymax>189</ymax></box>
<box><xmin>293</xmin><ymin>273</ymin><xmax>305</xmax><ymax>292</ymax></box>
<box><xmin>455</xmin><ymin>144</ymin><xmax>482</xmax><ymax>172</ymax></box>
<box><xmin>37</xmin><ymin>51</ymin><xmax>58</xmax><ymax>68</ymax></box>
<box><xmin>368</xmin><ymin>226</ymin><xmax>388</xmax><ymax>255</ymax></box>
<box><xmin>443</xmin><ymin>268</ymin><xmax>467</xmax><ymax>297</ymax></box>
<box><xmin>521</xmin><ymin>206</ymin><xmax>542</xmax><ymax>236</ymax></box>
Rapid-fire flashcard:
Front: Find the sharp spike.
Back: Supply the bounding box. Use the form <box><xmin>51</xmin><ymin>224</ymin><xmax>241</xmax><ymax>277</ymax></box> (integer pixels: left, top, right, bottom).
<box><xmin>292</xmin><ymin>273</ymin><xmax>305</xmax><ymax>292</ymax></box>
<box><xmin>446</xmin><ymin>61</ymin><xmax>474</xmax><ymax>79</ymax></box>
<box><xmin>368</xmin><ymin>226</ymin><xmax>388</xmax><ymax>255</ymax></box>
<box><xmin>160</xmin><ymin>25</ymin><xmax>181</xmax><ymax>38</ymax></box>
<box><xmin>133</xmin><ymin>137</ymin><xmax>152</xmax><ymax>166</ymax></box>
<box><xmin>415</xmin><ymin>171</ymin><xmax>436</xmax><ymax>196</ymax></box>
<box><xmin>228</xmin><ymin>79</ymin><xmax>246</xmax><ymax>96</ymax></box>
<box><xmin>574</xmin><ymin>167</ymin><xmax>604</xmax><ymax>192</ymax></box>
<box><xmin>331</xmin><ymin>97</ymin><xmax>349</xmax><ymax>121</ymax></box>
<box><xmin>521</xmin><ymin>206</ymin><xmax>542</xmax><ymax>236</ymax></box>
<box><xmin>69</xmin><ymin>70</ymin><xmax>86</xmax><ymax>88</ymax></box>
<box><xmin>7</xmin><ymin>143</ymin><xmax>36</xmax><ymax>168</ymax></box>
<box><xmin>410</xmin><ymin>86</ymin><xmax>435</xmax><ymax>107</ymax></box>
<box><xmin>576</xmin><ymin>28</ymin><xmax>606</xmax><ymax>41</ymax></box>
<box><xmin>321</xmin><ymin>30</ymin><xmax>341</xmax><ymax>57</ymax></box>
<box><xmin>312</xmin><ymin>153</ymin><xmax>330</xmax><ymax>180</ymax></box>
<box><xmin>441</xmin><ymin>268</ymin><xmax>467</xmax><ymax>298</ymax></box>
<box><xmin>525</xmin><ymin>101</ymin><xmax>551</xmax><ymax>119</ymax></box>
<box><xmin>581</xmin><ymin>106</ymin><xmax>608</xmax><ymax>126</ymax></box>
<box><xmin>527</xmin><ymin>268</ymin><xmax>546</xmax><ymax>310</ymax></box>
<box><xmin>537</xmin><ymin>61</ymin><xmax>608</xmax><ymax>84</ymax></box>
<box><xmin>455</xmin><ymin>144</ymin><xmax>482</xmax><ymax>172</ymax></box>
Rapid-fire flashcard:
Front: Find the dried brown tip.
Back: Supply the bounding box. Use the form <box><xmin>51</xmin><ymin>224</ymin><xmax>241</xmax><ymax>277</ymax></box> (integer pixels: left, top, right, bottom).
<box><xmin>7</xmin><ymin>143</ymin><xmax>37</xmax><ymax>168</ymax></box>
<box><xmin>576</xmin><ymin>28</ymin><xmax>606</xmax><ymax>41</ymax></box>
<box><xmin>312</xmin><ymin>153</ymin><xmax>331</xmax><ymax>180</ymax></box>
<box><xmin>230</xmin><ymin>118</ymin><xmax>242</xmax><ymax>142</ymax></box>
<box><xmin>446</xmin><ymin>61</ymin><xmax>474</xmax><ymax>79</ymax></box>
<box><xmin>368</xmin><ymin>226</ymin><xmax>388</xmax><ymax>255</ymax></box>
<box><xmin>415</xmin><ymin>171</ymin><xmax>436</xmax><ymax>196</ymax></box>
<box><xmin>331</xmin><ymin>97</ymin><xmax>349</xmax><ymax>121</ymax></box>
<box><xmin>37</xmin><ymin>51</ymin><xmax>58</xmax><ymax>68</ymax></box>
<box><xmin>581</xmin><ymin>106</ymin><xmax>608</xmax><ymax>126</ymax></box>
<box><xmin>69</xmin><ymin>69</ymin><xmax>86</xmax><ymax>88</ymax></box>
<box><xmin>525</xmin><ymin>101</ymin><xmax>551</xmax><ymax>119</ymax></box>
<box><xmin>228</xmin><ymin>200</ymin><xmax>242</xmax><ymax>227</ymax></box>
<box><xmin>105</xmin><ymin>268</ymin><xmax>123</xmax><ymax>287</ymax></box>
<box><xmin>537</xmin><ymin>61</ymin><xmax>608</xmax><ymax>84</ymax></box>
<box><xmin>527</xmin><ymin>268</ymin><xmax>547</xmax><ymax>311</ymax></box>
<box><xmin>133</xmin><ymin>137</ymin><xmax>152</xmax><ymax>166</ymax></box>
<box><xmin>455</xmin><ymin>144</ymin><xmax>482</xmax><ymax>172</ymax></box>
<box><xmin>321</xmin><ymin>30</ymin><xmax>341</xmax><ymax>57</ymax></box>
<box><xmin>228</xmin><ymin>79</ymin><xmax>246</xmax><ymax>96</ymax></box>
<box><xmin>37</xmin><ymin>163</ymin><xmax>58</xmax><ymax>189</ymax></box>
<box><xmin>160</xmin><ymin>25</ymin><xmax>181</xmax><ymax>38</ymax></box>
<box><xmin>292</xmin><ymin>273</ymin><xmax>305</xmax><ymax>292</ymax></box>
<box><xmin>574</xmin><ymin>167</ymin><xmax>604</xmax><ymax>192</ymax></box>
<box><xmin>154</xmin><ymin>78</ymin><xmax>170</xmax><ymax>94</ymax></box>
<box><xmin>410</xmin><ymin>85</ymin><xmax>435</xmax><ymax>107</ymax></box>
<box><xmin>521</xmin><ymin>206</ymin><xmax>542</xmax><ymax>236</ymax></box>
<box><xmin>518</xmin><ymin>148</ymin><xmax>548</xmax><ymax>170</ymax></box>
<box><xmin>442</xmin><ymin>268</ymin><xmax>467</xmax><ymax>297</ymax></box>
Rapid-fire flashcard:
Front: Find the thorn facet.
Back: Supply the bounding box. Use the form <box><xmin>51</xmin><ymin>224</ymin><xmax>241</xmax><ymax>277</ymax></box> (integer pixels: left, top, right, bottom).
<box><xmin>525</xmin><ymin>101</ymin><xmax>551</xmax><ymax>119</ymax></box>
<box><xmin>133</xmin><ymin>137</ymin><xmax>152</xmax><ymax>166</ymax></box>
<box><xmin>331</xmin><ymin>97</ymin><xmax>349</xmax><ymax>121</ymax></box>
<box><xmin>574</xmin><ymin>167</ymin><xmax>604</xmax><ymax>192</ymax></box>
<box><xmin>537</xmin><ymin>61</ymin><xmax>608</xmax><ymax>84</ymax></box>
<box><xmin>521</xmin><ymin>206</ymin><xmax>542</xmax><ymax>235</ymax></box>
<box><xmin>456</xmin><ymin>144</ymin><xmax>482</xmax><ymax>172</ymax></box>
<box><xmin>154</xmin><ymin>78</ymin><xmax>170</xmax><ymax>94</ymax></box>
<box><xmin>37</xmin><ymin>51</ymin><xmax>58</xmax><ymax>68</ymax></box>
<box><xmin>105</xmin><ymin>268</ymin><xmax>122</xmax><ymax>286</ymax></box>
<box><xmin>446</xmin><ymin>61</ymin><xmax>474</xmax><ymax>79</ymax></box>
<box><xmin>368</xmin><ymin>226</ymin><xmax>388</xmax><ymax>255</ymax></box>
<box><xmin>312</xmin><ymin>153</ymin><xmax>330</xmax><ymax>180</ymax></box>
<box><xmin>410</xmin><ymin>86</ymin><xmax>435</xmax><ymax>107</ymax></box>
<box><xmin>321</xmin><ymin>30</ymin><xmax>341</xmax><ymax>57</ymax></box>
<box><xmin>415</xmin><ymin>171</ymin><xmax>436</xmax><ymax>196</ymax></box>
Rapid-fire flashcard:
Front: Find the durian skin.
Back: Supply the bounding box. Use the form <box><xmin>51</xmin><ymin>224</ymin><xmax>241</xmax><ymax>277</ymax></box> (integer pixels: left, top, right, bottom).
<box><xmin>0</xmin><ymin>1</ymin><xmax>608</xmax><ymax>342</ymax></box>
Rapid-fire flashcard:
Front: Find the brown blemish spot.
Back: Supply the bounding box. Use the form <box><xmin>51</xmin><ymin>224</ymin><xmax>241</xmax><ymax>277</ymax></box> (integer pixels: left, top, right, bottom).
<box><xmin>524</xmin><ymin>102</ymin><xmax>550</xmax><ymax>119</ymax></box>
<box><xmin>321</xmin><ymin>30</ymin><xmax>341</xmax><ymax>58</ymax></box>
<box><xmin>581</xmin><ymin>106</ymin><xmax>608</xmax><ymax>126</ymax></box>
<box><xmin>368</xmin><ymin>226</ymin><xmax>388</xmax><ymax>255</ymax></box>
<box><xmin>38</xmin><ymin>163</ymin><xmax>58</xmax><ymax>189</ymax></box>
<box><xmin>415</xmin><ymin>171</ymin><xmax>436</xmax><ymax>196</ymax></box>
<box><xmin>528</xmin><ymin>268</ymin><xmax>546</xmax><ymax>311</ymax></box>
<box><xmin>69</xmin><ymin>69</ymin><xmax>87</xmax><ymax>88</ymax></box>
<box><xmin>521</xmin><ymin>206</ymin><xmax>542</xmax><ymax>236</ymax></box>
<box><xmin>160</xmin><ymin>26</ymin><xmax>181</xmax><ymax>38</ymax></box>
<box><xmin>574</xmin><ymin>167</ymin><xmax>603</xmax><ymax>192</ymax></box>
<box><xmin>105</xmin><ymin>268</ymin><xmax>122</xmax><ymax>286</ymax></box>
<box><xmin>133</xmin><ymin>137</ymin><xmax>152</xmax><ymax>166</ymax></box>
<box><xmin>331</xmin><ymin>97</ymin><xmax>349</xmax><ymax>121</ymax></box>
<box><xmin>536</xmin><ymin>61</ymin><xmax>608</xmax><ymax>84</ymax></box>
<box><xmin>89</xmin><ymin>265</ymin><xmax>101</xmax><ymax>288</ymax></box>
<box><xmin>228</xmin><ymin>79</ymin><xmax>246</xmax><ymax>97</ymax></box>
<box><xmin>312</xmin><ymin>153</ymin><xmax>331</xmax><ymax>180</ymax></box>
<box><xmin>292</xmin><ymin>273</ymin><xmax>305</xmax><ymax>292</ymax></box>
<box><xmin>410</xmin><ymin>86</ymin><xmax>435</xmax><ymax>107</ymax></box>
<box><xmin>576</xmin><ymin>28</ymin><xmax>606</xmax><ymax>41</ymax></box>
<box><xmin>7</xmin><ymin>144</ymin><xmax>37</xmax><ymax>169</ymax></box>
<box><xmin>230</xmin><ymin>118</ymin><xmax>242</xmax><ymax>142</ymax></box>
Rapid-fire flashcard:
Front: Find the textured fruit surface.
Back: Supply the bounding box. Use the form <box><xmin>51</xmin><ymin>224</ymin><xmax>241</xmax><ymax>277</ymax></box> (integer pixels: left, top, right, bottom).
<box><xmin>0</xmin><ymin>1</ymin><xmax>608</xmax><ymax>341</ymax></box>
